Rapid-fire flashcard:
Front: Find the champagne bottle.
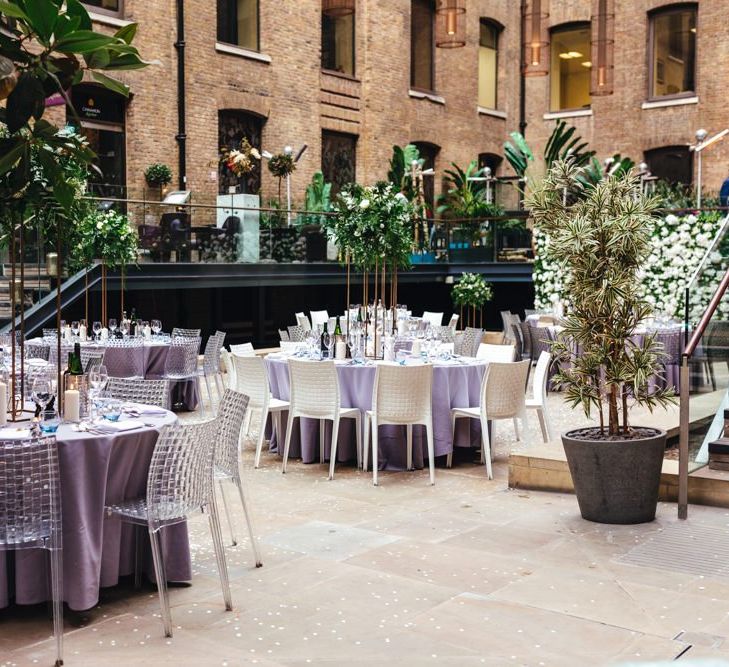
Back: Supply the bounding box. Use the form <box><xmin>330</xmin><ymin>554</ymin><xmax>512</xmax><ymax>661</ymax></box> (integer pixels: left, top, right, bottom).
<box><xmin>130</xmin><ymin>308</ymin><xmax>137</xmax><ymax>336</ymax></box>
<box><xmin>357</xmin><ymin>307</ymin><xmax>363</xmax><ymax>324</ymax></box>
<box><xmin>320</xmin><ymin>322</ymin><xmax>329</xmax><ymax>357</ymax></box>
<box><xmin>70</xmin><ymin>342</ymin><xmax>83</xmax><ymax>375</ymax></box>
<box><xmin>334</xmin><ymin>316</ymin><xmax>343</xmax><ymax>339</ymax></box>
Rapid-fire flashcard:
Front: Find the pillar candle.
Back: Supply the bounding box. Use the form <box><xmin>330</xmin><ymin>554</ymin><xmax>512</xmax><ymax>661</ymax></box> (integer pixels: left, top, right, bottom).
<box><xmin>0</xmin><ymin>382</ymin><xmax>6</xmax><ymax>426</ymax></box>
<box><xmin>64</xmin><ymin>390</ymin><xmax>80</xmax><ymax>422</ymax></box>
<box><xmin>79</xmin><ymin>324</ymin><xmax>87</xmax><ymax>341</ymax></box>
<box><xmin>64</xmin><ymin>326</ymin><xmax>73</xmax><ymax>343</ymax></box>
<box><xmin>143</xmin><ymin>325</ymin><xmax>152</xmax><ymax>340</ymax></box>
<box><xmin>412</xmin><ymin>340</ymin><xmax>422</xmax><ymax>356</ymax></box>
<box><xmin>335</xmin><ymin>341</ymin><xmax>346</xmax><ymax>360</ymax></box>
<box><xmin>100</xmin><ymin>327</ymin><xmax>109</xmax><ymax>341</ymax></box>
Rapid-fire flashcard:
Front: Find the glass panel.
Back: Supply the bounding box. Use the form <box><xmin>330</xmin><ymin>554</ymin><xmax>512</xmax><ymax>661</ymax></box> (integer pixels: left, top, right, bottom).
<box><xmin>322</xmin><ymin>131</ymin><xmax>357</xmax><ymax>195</ymax></box>
<box><xmin>218</xmin><ymin>111</ymin><xmax>263</xmax><ymax>195</ymax></box>
<box><xmin>478</xmin><ymin>21</ymin><xmax>498</xmax><ymax>109</ymax></box>
<box><xmin>651</xmin><ymin>8</ymin><xmax>696</xmax><ymax>97</ymax></box>
<box><xmin>411</xmin><ymin>0</ymin><xmax>434</xmax><ymax>91</ymax></box>
<box><xmin>322</xmin><ymin>12</ymin><xmax>355</xmax><ymax>75</ymax></box>
<box><xmin>83</xmin><ymin>0</ymin><xmax>120</xmax><ymax>11</ymax></box>
<box><xmin>217</xmin><ymin>0</ymin><xmax>258</xmax><ymax>51</ymax></box>
<box><xmin>644</xmin><ymin>145</ymin><xmax>693</xmax><ymax>186</ymax></box>
<box><xmin>549</xmin><ymin>24</ymin><xmax>591</xmax><ymax>111</ymax></box>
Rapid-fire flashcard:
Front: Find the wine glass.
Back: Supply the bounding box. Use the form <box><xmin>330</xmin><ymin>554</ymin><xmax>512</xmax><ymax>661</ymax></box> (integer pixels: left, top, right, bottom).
<box><xmin>71</xmin><ymin>321</ymin><xmax>79</xmax><ymax>338</ymax></box>
<box><xmin>92</xmin><ymin>321</ymin><xmax>102</xmax><ymax>341</ymax></box>
<box><xmin>108</xmin><ymin>318</ymin><xmax>117</xmax><ymax>335</ymax></box>
<box><xmin>31</xmin><ymin>377</ymin><xmax>52</xmax><ymax>415</ymax></box>
<box><xmin>88</xmin><ymin>364</ymin><xmax>108</xmax><ymax>417</ymax></box>
<box><xmin>151</xmin><ymin>319</ymin><xmax>162</xmax><ymax>337</ymax></box>
<box><xmin>120</xmin><ymin>320</ymin><xmax>130</xmax><ymax>337</ymax></box>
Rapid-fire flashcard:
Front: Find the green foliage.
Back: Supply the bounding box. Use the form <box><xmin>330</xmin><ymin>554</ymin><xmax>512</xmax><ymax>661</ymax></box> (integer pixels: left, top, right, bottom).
<box><xmin>451</xmin><ymin>273</ymin><xmax>493</xmax><ymax>309</ymax></box>
<box><xmin>68</xmin><ymin>209</ymin><xmax>138</xmax><ymax>272</ymax></box>
<box><xmin>144</xmin><ymin>162</ymin><xmax>172</xmax><ymax>187</ymax></box>
<box><xmin>0</xmin><ymin>0</ymin><xmax>148</xmax><ymax>216</ymax></box>
<box><xmin>299</xmin><ymin>171</ymin><xmax>332</xmax><ymax>227</ymax></box>
<box><xmin>267</xmin><ymin>153</ymin><xmax>296</xmax><ymax>179</ymax></box>
<box><xmin>328</xmin><ymin>182</ymin><xmax>415</xmax><ymax>270</ymax></box>
<box><xmin>577</xmin><ymin>154</ymin><xmax>635</xmax><ymax>190</ymax></box>
<box><xmin>526</xmin><ymin>159</ymin><xmax>677</xmax><ymax>437</ymax></box>
<box><xmin>651</xmin><ymin>180</ymin><xmax>721</xmax><ymax>209</ymax></box>
<box><xmin>437</xmin><ymin>160</ymin><xmax>503</xmax><ymax>219</ymax></box>
<box><xmin>503</xmin><ymin>131</ymin><xmax>533</xmax><ymax>179</ymax></box>
<box><xmin>387</xmin><ymin>143</ymin><xmax>423</xmax><ymax>202</ymax></box>
<box><xmin>260</xmin><ymin>198</ymin><xmax>286</xmax><ymax>230</ymax></box>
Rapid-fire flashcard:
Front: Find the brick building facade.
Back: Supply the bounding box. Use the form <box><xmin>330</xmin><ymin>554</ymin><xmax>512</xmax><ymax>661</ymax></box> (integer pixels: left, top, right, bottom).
<box><xmin>50</xmin><ymin>0</ymin><xmax>729</xmax><ymax>211</ymax></box>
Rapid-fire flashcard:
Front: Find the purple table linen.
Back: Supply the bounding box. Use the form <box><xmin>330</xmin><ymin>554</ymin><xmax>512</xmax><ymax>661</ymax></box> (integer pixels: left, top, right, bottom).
<box><xmin>266</xmin><ymin>358</ymin><xmax>486</xmax><ymax>470</ymax></box>
<box><xmin>0</xmin><ymin>415</ymin><xmax>191</xmax><ymax>612</ymax></box>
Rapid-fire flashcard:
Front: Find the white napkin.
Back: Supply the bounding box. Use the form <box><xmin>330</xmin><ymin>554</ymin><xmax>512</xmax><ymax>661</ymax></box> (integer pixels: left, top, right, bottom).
<box><xmin>0</xmin><ymin>427</ymin><xmax>31</xmax><ymax>440</ymax></box>
<box><xmin>95</xmin><ymin>419</ymin><xmax>145</xmax><ymax>433</ymax></box>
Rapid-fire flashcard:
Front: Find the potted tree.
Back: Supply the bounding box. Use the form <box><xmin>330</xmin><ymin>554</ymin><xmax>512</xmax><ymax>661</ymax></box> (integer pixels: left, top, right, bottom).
<box><xmin>144</xmin><ymin>163</ymin><xmax>173</xmax><ymax>198</ymax></box>
<box><xmin>527</xmin><ymin>159</ymin><xmax>676</xmax><ymax>524</ymax></box>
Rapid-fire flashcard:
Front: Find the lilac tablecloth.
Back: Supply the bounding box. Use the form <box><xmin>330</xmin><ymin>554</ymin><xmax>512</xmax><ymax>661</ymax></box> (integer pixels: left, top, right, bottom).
<box><xmin>265</xmin><ymin>357</ymin><xmax>487</xmax><ymax>470</ymax></box>
<box><xmin>0</xmin><ymin>410</ymin><xmax>192</xmax><ymax>612</ymax></box>
<box><xmin>26</xmin><ymin>339</ymin><xmax>199</xmax><ymax>411</ymax></box>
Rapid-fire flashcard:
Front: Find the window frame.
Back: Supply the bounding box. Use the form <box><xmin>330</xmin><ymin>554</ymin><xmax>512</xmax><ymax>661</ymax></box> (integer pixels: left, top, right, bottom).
<box><xmin>549</xmin><ymin>21</ymin><xmax>592</xmax><ymax>113</ymax></box>
<box><xmin>647</xmin><ymin>3</ymin><xmax>697</xmax><ymax>102</ymax></box>
<box><xmin>410</xmin><ymin>0</ymin><xmax>436</xmax><ymax>94</ymax></box>
<box><xmin>217</xmin><ymin>0</ymin><xmax>261</xmax><ymax>53</ymax></box>
<box><xmin>321</xmin><ymin>8</ymin><xmax>356</xmax><ymax>78</ymax></box>
<box><xmin>82</xmin><ymin>0</ymin><xmax>123</xmax><ymax>18</ymax></box>
<box><xmin>478</xmin><ymin>18</ymin><xmax>502</xmax><ymax>111</ymax></box>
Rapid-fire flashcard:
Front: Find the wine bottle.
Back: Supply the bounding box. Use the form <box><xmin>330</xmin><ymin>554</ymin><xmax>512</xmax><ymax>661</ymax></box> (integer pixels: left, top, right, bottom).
<box><xmin>130</xmin><ymin>308</ymin><xmax>137</xmax><ymax>337</ymax></box>
<box><xmin>320</xmin><ymin>322</ymin><xmax>329</xmax><ymax>357</ymax></box>
<box><xmin>334</xmin><ymin>316</ymin><xmax>343</xmax><ymax>339</ymax></box>
<box><xmin>70</xmin><ymin>342</ymin><xmax>83</xmax><ymax>375</ymax></box>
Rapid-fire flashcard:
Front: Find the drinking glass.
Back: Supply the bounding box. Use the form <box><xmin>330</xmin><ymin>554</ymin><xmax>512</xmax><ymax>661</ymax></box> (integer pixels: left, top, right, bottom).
<box><xmin>92</xmin><ymin>321</ymin><xmax>102</xmax><ymax>341</ymax></box>
<box><xmin>31</xmin><ymin>377</ymin><xmax>52</xmax><ymax>413</ymax></box>
<box><xmin>40</xmin><ymin>409</ymin><xmax>61</xmax><ymax>433</ymax></box>
<box><xmin>101</xmin><ymin>399</ymin><xmax>122</xmax><ymax>422</ymax></box>
<box><xmin>120</xmin><ymin>320</ymin><xmax>130</xmax><ymax>337</ymax></box>
<box><xmin>71</xmin><ymin>321</ymin><xmax>79</xmax><ymax>337</ymax></box>
<box><xmin>108</xmin><ymin>318</ymin><xmax>118</xmax><ymax>335</ymax></box>
<box><xmin>88</xmin><ymin>364</ymin><xmax>108</xmax><ymax>417</ymax></box>
<box><xmin>151</xmin><ymin>319</ymin><xmax>162</xmax><ymax>336</ymax></box>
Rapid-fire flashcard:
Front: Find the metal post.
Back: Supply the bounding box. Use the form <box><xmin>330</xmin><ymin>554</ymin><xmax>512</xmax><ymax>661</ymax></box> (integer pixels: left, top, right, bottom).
<box><xmin>678</xmin><ymin>358</ymin><xmax>690</xmax><ymax>519</ymax></box>
<box><xmin>697</xmin><ymin>150</ymin><xmax>702</xmax><ymax>209</ymax></box>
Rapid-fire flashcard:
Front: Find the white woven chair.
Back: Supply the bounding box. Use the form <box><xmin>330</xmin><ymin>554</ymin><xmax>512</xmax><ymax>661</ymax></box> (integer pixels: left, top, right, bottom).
<box><xmin>232</xmin><ymin>354</ymin><xmax>290</xmax><ymax>468</ymax></box>
<box><xmin>363</xmin><ymin>363</ymin><xmax>434</xmax><ymax>486</ymax></box>
<box><xmin>282</xmin><ymin>359</ymin><xmax>361</xmax><ymax>480</ymax></box>
<box><xmin>105</xmin><ymin>419</ymin><xmax>232</xmax><ymax>638</ymax></box>
<box><xmin>526</xmin><ymin>351</ymin><xmax>555</xmax><ymax>443</ymax></box>
<box><xmin>476</xmin><ymin>343</ymin><xmax>516</xmax><ymax>363</ymax></box>
<box><xmin>457</xmin><ymin>327</ymin><xmax>483</xmax><ymax>357</ymax></box>
<box><xmin>221</xmin><ymin>349</ymin><xmax>235</xmax><ymax>390</ymax></box>
<box><xmin>230</xmin><ymin>343</ymin><xmax>255</xmax><ymax>356</ymax></box>
<box><xmin>448</xmin><ymin>359</ymin><xmax>530</xmax><ymax>479</ymax></box>
<box><xmin>0</xmin><ymin>435</ymin><xmax>63</xmax><ymax>666</ymax></box>
<box><xmin>310</xmin><ymin>310</ymin><xmax>329</xmax><ymax>329</ymax></box>
<box><xmin>171</xmin><ymin>327</ymin><xmax>201</xmax><ymax>339</ymax></box>
<box><xmin>447</xmin><ymin>314</ymin><xmax>459</xmax><ymax>331</ymax></box>
<box><xmin>213</xmin><ymin>389</ymin><xmax>262</xmax><ymax>565</ymax></box>
<box><xmin>295</xmin><ymin>312</ymin><xmax>312</xmax><ymax>331</ymax></box>
<box><xmin>422</xmin><ymin>311</ymin><xmax>444</xmax><ymax>327</ymax></box>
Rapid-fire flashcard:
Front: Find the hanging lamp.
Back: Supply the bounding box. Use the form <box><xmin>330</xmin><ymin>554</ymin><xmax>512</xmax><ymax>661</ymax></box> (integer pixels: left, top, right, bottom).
<box><xmin>322</xmin><ymin>0</ymin><xmax>355</xmax><ymax>17</ymax></box>
<box><xmin>590</xmin><ymin>0</ymin><xmax>614</xmax><ymax>95</ymax></box>
<box><xmin>522</xmin><ymin>0</ymin><xmax>549</xmax><ymax>76</ymax></box>
<box><xmin>436</xmin><ymin>0</ymin><xmax>466</xmax><ymax>49</ymax></box>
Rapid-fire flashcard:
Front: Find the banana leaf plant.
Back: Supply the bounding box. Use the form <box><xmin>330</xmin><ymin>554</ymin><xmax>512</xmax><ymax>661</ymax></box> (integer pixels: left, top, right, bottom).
<box><xmin>299</xmin><ymin>170</ymin><xmax>332</xmax><ymax>228</ymax></box>
<box><xmin>387</xmin><ymin>143</ymin><xmax>423</xmax><ymax>203</ymax></box>
<box><xmin>577</xmin><ymin>154</ymin><xmax>635</xmax><ymax>189</ymax></box>
<box><xmin>436</xmin><ymin>160</ymin><xmax>503</xmax><ymax>219</ymax></box>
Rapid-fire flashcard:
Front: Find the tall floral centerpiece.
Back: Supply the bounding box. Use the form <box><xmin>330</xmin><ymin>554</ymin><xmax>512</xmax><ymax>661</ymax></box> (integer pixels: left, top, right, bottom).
<box><xmin>451</xmin><ymin>273</ymin><xmax>493</xmax><ymax>329</ymax></box>
<box><xmin>220</xmin><ymin>138</ymin><xmax>260</xmax><ymax>192</ymax></box>
<box><xmin>328</xmin><ymin>182</ymin><xmax>414</xmax><ymax>355</ymax></box>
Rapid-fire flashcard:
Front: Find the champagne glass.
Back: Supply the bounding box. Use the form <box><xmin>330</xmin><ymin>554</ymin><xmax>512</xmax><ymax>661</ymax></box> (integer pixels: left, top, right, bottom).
<box><xmin>71</xmin><ymin>321</ymin><xmax>79</xmax><ymax>338</ymax></box>
<box><xmin>151</xmin><ymin>319</ymin><xmax>162</xmax><ymax>336</ymax></box>
<box><xmin>108</xmin><ymin>318</ymin><xmax>117</xmax><ymax>335</ymax></box>
<box><xmin>92</xmin><ymin>321</ymin><xmax>102</xmax><ymax>342</ymax></box>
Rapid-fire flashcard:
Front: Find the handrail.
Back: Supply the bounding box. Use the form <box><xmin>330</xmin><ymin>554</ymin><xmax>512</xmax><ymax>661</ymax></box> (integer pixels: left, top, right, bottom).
<box><xmin>683</xmin><ymin>264</ymin><xmax>729</xmax><ymax>357</ymax></box>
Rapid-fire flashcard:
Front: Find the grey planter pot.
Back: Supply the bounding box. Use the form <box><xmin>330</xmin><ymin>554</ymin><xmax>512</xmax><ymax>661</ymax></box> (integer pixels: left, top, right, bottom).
<box><xmin>562</xmin><ymin>428</ymin><xmax>667</xmax><ymax>524</ymax></box>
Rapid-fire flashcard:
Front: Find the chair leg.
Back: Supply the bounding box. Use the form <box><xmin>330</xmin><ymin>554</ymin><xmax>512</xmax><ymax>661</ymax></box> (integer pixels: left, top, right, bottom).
<box><xmin>197</xmin><ymin>376</ymin><xmax>206</xmax><ymax>418</ymax></box>
<box><xmin>363</xmin><ymin>413</ymin><xmax>370</xmax><ymax>472</ymax></box>
<box><xmin>354</xmin><ymin>413</ymin><xmax>362</xmax><ymax>470</ymax></box>
<box><xmin>148</xmin><ymin>527</ymin><xmax>173</xmax><ymax>637</ymax></box>
<box><xmin>480</xmin><ymin>415</ymin><xmax>493</xmax><ymax>480</ymax></box>
<box><xmin>513</xmin><ymin>417</ymin><xmax>521</xmax><ymax>442</ymax></box>
<box><xmin>49</xmin><ymin>535</ymin><xmax>63</xmax><ymax>667</ymax></box>
<box><xmin>447</xmin><ymin>414</ymin><xmax>457</xmax><ymax>468</ymax></box>
<box><xmin>235</xmin><ymin>477</ymin><xmax>263</xmax><ymax>567</ymax></box>
<box><xmin>254</xmin><ymin>407</ymin><xmax>268</xmax><ymax>469</ymax></box>
<box><xmin>372</xmin><ymin>420</ymin><xmax>379</xmax><ymax>486</ymax></box>
<box><xmin>319</xmin><ymin>419</ymin><xmax>326</xmax><ymax>464</ymax></box>
<box><xmin>204</xmin><ymin>374</ymin><xmax>215</xmax><ymax>413</ymax></box>
<box><xmin>207</xmin><ymin>498</ymin><xmax>233</xmax><ymax>612</ymax></box>
<box><xmin>536</xmin><ymin>408</ymin><xmax>548</xmax><ymax>444</ymax></box>
<box><xmin>542</xmin><ymin>405</ymin><xmax>555</xmax><ymax>442</ymax></box>
<box><xmin>218</xmin><ymin>479</ymin><xmax>237</xmax><ymax>547</ymax></box>
<box><xmin>406</xmin><ymin>424</ymin><xmax>413</xmax><ymax>471</ymax></box>
<box><xmin>425</xmin><ymin>420</ymin><xmax>435</xmax><ymax>485</ymax></box>
<box><xmin>282</xmin><ymin>412</ymin><xmax>295</xmax><ymax>474</ymax></box>
<box><xmin>134</xmin><ymin>525</ymin><xmax>143</xmax><ymax>589</ymax></box>
<box><xmin>329</xmin><ymin>418</ymin><xmax>340</xmax><ymax>480</ymax></box>
<box><xmin>243</xmin><ymin>408</ymin><xmax>253</xmax><ymax>438</ymax></box>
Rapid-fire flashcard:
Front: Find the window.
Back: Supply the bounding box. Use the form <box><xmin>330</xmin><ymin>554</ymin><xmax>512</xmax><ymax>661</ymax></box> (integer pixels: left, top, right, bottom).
<box><xmin>218</xmin><ymin>110</ymin><xmax>264</xmax><ymax>194</ymax></box>
<box><xmin>322</xmin><ymin>131</ymin><xmax>357</xmax><ymax>195</ymax></box>
<box><xmin>649</xmin><ymin>5</ymin><xmax>696</xmax><ymax>98</ymax></box>
<box><xmin>217</xmin><ymin>0</ymin><xmax>259</xmax><ymax>52</ymax></box>
<box><xmin>83</xmin><ymin>0</ymin><xmax>121</xmax><ymax>15</ymax></box>
<box><xmin>549</xmin><ymin>23</ymin><xmax>591</xmax><ymax>111</ymax></box>
<box><xmin>322</xmin><ymin>9</ymin><xmax>355</xmax><ymax>75</ymax></box>
<box><xmin>478</xmin><ymin>20</ymin><xmax>499</xmax><ymax>109</ymax></box>
<box><xmin>411</xmin><ymin>0</ymin><xmax>435</xmax><ymax>91</ymax></box>
<box><xmin>644</xmin><ymin>145</ymin><xmax>693</xmax><ymax>185</ymax></box>
<box><xmin>412</xmin><ymin>141</ymin><xmax>439</xmax><ymax>216</ymax></box>
<box><xmin>478</xmin><ymin>152</ymin><xmax>502</xmax><ymax>176</ymax></box>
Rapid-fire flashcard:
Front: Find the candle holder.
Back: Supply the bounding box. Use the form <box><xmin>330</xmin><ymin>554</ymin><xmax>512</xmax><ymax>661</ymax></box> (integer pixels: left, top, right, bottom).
<box><xmin>64</xmin><ymin>374</ymin><xmax>89</xmax><ymax>419</ymax></box>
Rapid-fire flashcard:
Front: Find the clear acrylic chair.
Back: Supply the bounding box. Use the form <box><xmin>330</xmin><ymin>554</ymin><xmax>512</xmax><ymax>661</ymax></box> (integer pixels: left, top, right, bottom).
<box><xmin>309</xmin><ymin>310</ymin><xmax>329</xmax><ymax>329</ymax></box>
<box><xmin>295</xmin><ymin>312</ymin><xmax>312</xmax><ymax>331</ymax></box>
<box><xmin>171</xmin><ymin>327</ymin><xmax>201</xmax><ymax>339</ymax></box>
<box><xmin>476</xmin><ymin>343</ymin><xmax>516</xmax><ymax>363</ymax></box>
<box><xmin>363</xmin><ymin>363</ymin><xmax>434</xmax><ymax>486</ymax></box>
<box><xmin>287</xmin><ymin>325</ymin><xmax>306</xmax><ymax>342</ymax></box>
<box><xmin>448</xmin><ymin>359</ymin><xmax>531</xmax><ymax>478</ymax></box>
<box><xmin>231</xmin><ymin>354</ymin><xmax>290</xmax><ymax>469</ymax></box>
<box><xmin>48</xmin><ymin>343</ymin><xmax>74</xmax><ymax>369</ymax></box>
<box><xmin>163</xmin><ymin>336</ymin><xmax>202</xmax><ymax>412</ymax></box>
<box><xmin>422</xmin><ymin>311</ymin><xmax>444</xmax><ymax>327</ymax></box>
<box><xmin>105</xmin><ymin>420</ymin><xmax>232</xmax><ymax>638</ymax></box>
<box><xmin>80</xmin><ymin>346</ymin><xmax>105</xmax><ymax>372</ymax></box>
<box><xmin>282</xmin><ymin>359</ymin><xmax>361</xmax><ymax>480</ymax></box>
<box><xmin>199</xmin><ymin>331</ymin><xmax>226</xmax><ymax>412</ymax></box>
<box><xmin>42</xmin><ymin>328</ymin><xmax>58</xmax><ymax>340</ymax></box>
<box><xmin>213</xmin><ymin>389</ymin><xmax>262</xmax><ymax>564</ymax></box>
<box><xmin>104</xmin><ymin>377</ymin><xmax>170</xmax><ymax>409</ymax></box>
<box><xmin>526</xmin><ymin>351</ymin><xmax>555</xmax><ymax>443</ymax></box>
<box><xmin>221</xmin><ymin>349</ymin><xmax>235</xmax><ymax>390</ymax></box>
<box><xmin>447</xmin><ymin>314</ymin><xmax>459</xmax><ymax>331</ymax></box>
<box><xmin>458</xmin><ymin>327</ymin><xmax>483</xmax><ymax>357</ymax></box>
<box><xmin>518</xmin><ymin>320</ymin><xmax>533</xmax><ymax>361</ymax></box>
<box><xmin>278</xmin><ymin>329</ymin><xmax>290</xmax><ymax>342</ymax></box>
<box><xmin>104</xmin><ymin>338</ymin><xmax>145</xmax><ymax>378</ymax></box>
<box><xmin>0</xmin><ymin>435</ymin><xmax>63</xmax><ymax>666</ymax></box>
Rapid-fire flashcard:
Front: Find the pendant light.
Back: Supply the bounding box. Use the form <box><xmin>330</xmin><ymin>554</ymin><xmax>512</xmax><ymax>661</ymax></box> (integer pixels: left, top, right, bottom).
<box><xmin>591</xmin><ymin>0</ymin><xmax>614</xmax><ymax>95</ymax></box>
<box><xmin>522</xmin><ymin>0</ymin><xmax>549</xmax><ymax>76</ymax></box>
<box><xmin>436</xmin><ymin>0</ymin><xmax>466</xmax><ymax>49</ymax></box>
<box><xmin>322</xmin><ymin>0</ymin><xmax>355</xmax><ymax>18</ymax></box>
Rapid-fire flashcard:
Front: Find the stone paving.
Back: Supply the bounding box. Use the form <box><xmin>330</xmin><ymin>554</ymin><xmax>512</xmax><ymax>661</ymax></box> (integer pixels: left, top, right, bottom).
<box><xmin>4</xmin><ymin>395</ymin><xmax>729</xmax><ymax>666</ymax></box>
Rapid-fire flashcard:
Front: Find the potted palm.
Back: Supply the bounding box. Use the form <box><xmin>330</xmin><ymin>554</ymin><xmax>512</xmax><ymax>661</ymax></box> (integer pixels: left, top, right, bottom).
<box><xmin>526</xmin><ymin>159</ymin><xmax>676</xmax><ymax>524</ymax></box>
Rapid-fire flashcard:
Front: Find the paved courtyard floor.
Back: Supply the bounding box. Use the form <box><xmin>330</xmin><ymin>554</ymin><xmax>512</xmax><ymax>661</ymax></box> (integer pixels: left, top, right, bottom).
<box><xmin>4</xmin><ymin>393</ymin><xmax>729</xmax><ymax>666</ymax></box>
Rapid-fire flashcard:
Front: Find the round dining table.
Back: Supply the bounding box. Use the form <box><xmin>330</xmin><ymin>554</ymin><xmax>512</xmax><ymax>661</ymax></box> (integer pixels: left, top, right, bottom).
<box><xmin>0</xmin><ymin>406</ymin><xmax>191</xmax><ymax>612</ymax></box>
<box><xmin>25</xmin><ymin>338</ymin><xmax>199</xmax><ymax>411</ymax></box>
<box><xmin>265</xmin><ymin>355</ymin><xmax>487</xmax><ymax>470</ymax></box>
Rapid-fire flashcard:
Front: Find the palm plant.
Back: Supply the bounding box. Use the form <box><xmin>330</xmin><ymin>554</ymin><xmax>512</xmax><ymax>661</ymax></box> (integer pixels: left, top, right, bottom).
<box><xmin>387</xmin><ymin>143</ymin><xmax>423</xmax><ymax>202</ymax></box>
<box><xmin>299</xmin><ymin>171</ymin><xmax>332</xmax><ymax>228</ymax></box>
<box><xmin>436</xmin><ymin>161</ymin><xmax>502</xmax><ymax>219</ymax></box>
<box><xmin>578</xmin><ymin>154</ymin><xmax>635</xmax><ymax>189</ymax></box>
<box><xmin>526</xmin><ymin>159</ymin><xmax>676</xmax><ymax>437</ymax></box>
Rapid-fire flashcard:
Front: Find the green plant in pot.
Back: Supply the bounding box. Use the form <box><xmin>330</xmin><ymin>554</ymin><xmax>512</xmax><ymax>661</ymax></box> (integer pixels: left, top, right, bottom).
<box><xmin>144</xmin><ymin>163</ymin><xmax>172</xmax><ymax>191</ymax></box>
<box><xmin>527</xmin><ymin>159</ymin><xmax>676</xmax><ymax>524</ymax></box>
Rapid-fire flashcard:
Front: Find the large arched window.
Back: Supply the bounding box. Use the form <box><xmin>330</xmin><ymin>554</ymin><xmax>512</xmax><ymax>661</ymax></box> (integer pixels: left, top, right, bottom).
<box><xmin>644</xmin><ymin>145</ymin><xmax>693</xmax><ymax>185</ymax></box>
<box><xmin>218</xmin><ymin>110</ymin><xmax>265</xmax><ymax>194</ymax></box>
<box><xmin>217</xmin><ymin>0</ymin><xmax>259</xmax><ymax>52</ymax></box>
<box><xmin>478</xmin><ymin>19</ymin><xmax>501</xmax><ymax>109</ymax></box>
<box><xmin>411</xmin><ymin>0</ymin><xmax>435</xmax><ymax>91</ymax></box>
<box><xmin>648</xmin><ymin>4</ymin><xmax>697</xmax><ymax>99</ymax></box>
<box><xmin>550</xmin><ymin>23</ymin><xmax>591</xmax><ymax>111</ymax></box>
